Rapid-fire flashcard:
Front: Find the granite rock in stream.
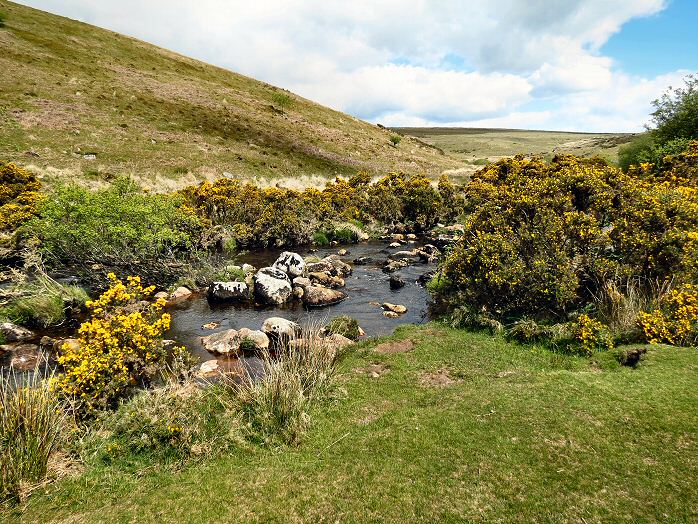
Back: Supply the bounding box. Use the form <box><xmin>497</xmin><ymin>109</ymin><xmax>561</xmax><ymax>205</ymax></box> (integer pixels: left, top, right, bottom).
<box><xmin>262</xmin><ymin>317</ymin><xmax>301</xmax><ymax>339</ymax></box>
<box><xmin>0</xmin><ymin>322</ymin><xmax>34</xmax><ymax>343</ymax></box>
<box><xmin>389</xmin><ymin>274</ymin><xmax>405</xmax><ymax>289</ymax></box>
<box><xmin>200</xmin><ymin>328</ymin><xmax>269</xmax><ymax>356</ymax></box>
<box><xmin>273</xmin><ymin>251</ymin><xmax>306</xmax><ymax>278</ymax></box>
<box><xmin>208</xmin><ymin>281</ymin><xmax>249</xmax><ymax>302</ymax></box>
<box><xmin>254</xmin><ymin>267</ymin><xmax>292</xmax><ymax>305</ymax></box>
<box><xmin>303</xmin><ymin>286</ymin><xmax>347</xmax><ymax>307</ymax></box>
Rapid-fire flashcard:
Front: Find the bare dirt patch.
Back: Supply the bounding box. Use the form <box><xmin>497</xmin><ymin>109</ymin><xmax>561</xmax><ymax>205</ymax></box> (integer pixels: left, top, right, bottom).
<box><xmin>373</xmin><ymin>339</ymin><xmax>414</xmax><ymax>354</ymax></box>
<box><xmin>356</xmin><ymin>362</ymin><xmax>389</xmax><ymax>378</ymax></box>
<box><xmin>419</xmin><ymin>368</ymin><xmax>460</xmax><ymax>388</ymax></box>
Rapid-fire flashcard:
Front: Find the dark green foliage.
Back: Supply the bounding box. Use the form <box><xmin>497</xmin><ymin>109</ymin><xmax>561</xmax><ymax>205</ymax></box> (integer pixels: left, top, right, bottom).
<box><xmin>650</xmin><ymin>75</ymin><xmax>698</xmax><ymax>144</ymax></box>
<box><xmin>24</xmin><ymin>177</ymin><xmax>203</xmax><ymax>284</ymax></box>
<box><xmin>619</xmin><ymin>134</ymin><xmax>690</xmax><ymax>172</ymax></box>
<box><xmin>0</xmin><ymin>12</ymin><xmax>5</xmax><ymax>28</ymax></box>
<box><xmin>389</xmin><ymin>135</ymin><xmax>402</xmax><ymax>147</ymax></box>
<box><xmin>312</xmin><ymin>231</ymin><xmax>330</xmax><ymax>246</ymax></box>
<box><xmin>325</xmin><ymin>315</ymin><xmax>360</xmax><ymax>340</ymax></box>
<box><xmin>620</xmin><ymin>76</ymin><xmax>698</xmax><ymax>172</ymax></box>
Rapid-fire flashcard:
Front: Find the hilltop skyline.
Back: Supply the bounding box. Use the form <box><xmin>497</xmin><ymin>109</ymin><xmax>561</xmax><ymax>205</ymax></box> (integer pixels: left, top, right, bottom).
<box><xmin>16</xmin><ymin>0</ymin><xmax>698</xmax><ymax>132</ymax></box>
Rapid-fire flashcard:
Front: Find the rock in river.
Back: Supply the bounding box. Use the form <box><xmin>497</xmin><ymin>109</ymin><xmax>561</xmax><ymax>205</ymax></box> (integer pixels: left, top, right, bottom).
<box><xmin>262</xmin><ymin>317</ymin><xmax>300</xmax><ymax>339</ymax></box>
<box><xmin>389</xmin><ymin>274</ymin><xmax>405</xmax><ymax>289</ymax></box>
<box><xmin>200</xmin><ymin>328</ymin><xmax>269</xmax><ymax>356</ymax></box>
<box><xmin>383</xmin><ymin>302</ymin><xmax>408</xmax><ymax>314</ymax></box>
<box><xmin>254</xmin><ymin>267</ymin><xmax>292</xmax><ymax>305</ymax></box>
<box><xmin>0</xmin><ymin>322</ymin><xmax>34</xmax><ymax>343</ymax></box>
<box><xmin>303</xmin><ymin>286</ymin><xmax>347</xmax><ymax>307</ymax></box>
<box><xmin>208</xmin><ymin>281</ymin><xmax>249</xmax><ymax>302</ymax></box>
<box><xmin>273</xmin><ymin>251</ymin><xmax>306</xmax><ymax>278</ymax></box>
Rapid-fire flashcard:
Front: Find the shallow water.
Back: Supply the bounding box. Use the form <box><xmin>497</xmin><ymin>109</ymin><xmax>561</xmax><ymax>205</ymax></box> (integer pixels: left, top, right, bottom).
<box><xmin>166</xmin><ymin>241</ymin><xmax>436</xmax><ymax>362</ymax></box>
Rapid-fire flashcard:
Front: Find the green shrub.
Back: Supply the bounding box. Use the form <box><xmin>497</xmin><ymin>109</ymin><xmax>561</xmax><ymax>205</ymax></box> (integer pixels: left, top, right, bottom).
<box><xmin>389</xmin><ymin>135</ymin><xmax>402</xmax><ymax>147</ymax></box>
<box><xmin>650</xmin><ymin>74</ymin><xmax>698</xmax><ymax>145</ymax></box>
<box><xmin>313</xmin><ymin>230</ymin><xmax>330</xmax><ymax>246</ymax></box>
<box><xmin>271</xmin><ymin>92</ymin><xmax>292</xmax><ymax>111</ymax></box>
<box><xmin>619</xmin><ymin>135</ymin><xmax>691</xmax><ymax>172</ymax></box>
<box><xmin>0</xmin><ymin>13</ymin><xmax>5</xmax><ymax>28</ymax></box>
<box><xmin>25</xmin><ymin>177</ymin><xmax>202</xmax><ymax>284</ymax></box>
<box><xmin>1</xmin><ymin>371</ymin><xmax>66</xmax><ymax>503</ymax></box>
<box><xmin>325</xmin><ymin>315</ymin><xmax>360</xmax><ymax>340</ymax></box>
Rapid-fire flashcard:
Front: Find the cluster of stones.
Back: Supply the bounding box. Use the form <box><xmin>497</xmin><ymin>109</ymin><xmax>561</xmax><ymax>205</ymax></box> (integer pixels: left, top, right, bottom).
<box><xmin>0</xmin><ymin>321</ymin><xmax>78</xmax><ymax>371</ymax></box>
<box><xmin>196</xmin><ymin>316</ymin><xmax>355</xmax><ymax>378</ymax></box>
<box><xmin>207</xmin><ymin>251</ymin><xmax>352</xmax><ymax>308</ymax></box>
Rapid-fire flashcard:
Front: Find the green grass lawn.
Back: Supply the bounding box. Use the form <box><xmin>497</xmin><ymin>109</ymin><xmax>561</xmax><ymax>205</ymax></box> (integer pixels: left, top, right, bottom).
<box><xmin>6</xmin><ymin>324</ymin><xmax>697</xmax><ymax>523</ymax></box>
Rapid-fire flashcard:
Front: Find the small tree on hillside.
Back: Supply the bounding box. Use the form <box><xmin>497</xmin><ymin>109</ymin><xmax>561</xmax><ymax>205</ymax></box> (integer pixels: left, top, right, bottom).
<box><xmin>650</xmin><ymin>75</ymin><xmax>698</xmax><ymax>144</ymax></box>
<box><xmin>389</xmin><ymin>135</ymin><xmax>402</xmax><ymax>147</ymax></box>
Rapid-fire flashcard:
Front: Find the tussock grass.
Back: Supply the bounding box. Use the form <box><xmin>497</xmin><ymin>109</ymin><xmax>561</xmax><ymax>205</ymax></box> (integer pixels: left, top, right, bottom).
<box><xmin>228</xmin><ymin>323</ymin><xmax>341</xmax><ymax>445</ymax></box>
<box><xmin>0</xmin><ymin>368</ymin><xmax>66</xmax><ymax>504</ymax></box>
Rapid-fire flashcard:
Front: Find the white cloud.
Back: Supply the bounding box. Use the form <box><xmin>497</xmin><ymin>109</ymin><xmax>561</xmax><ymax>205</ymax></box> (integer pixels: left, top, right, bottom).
<box><xmin>17</xmin><ymin>0</ymin><xmax>693</xmax><ymax>131</ymax></box>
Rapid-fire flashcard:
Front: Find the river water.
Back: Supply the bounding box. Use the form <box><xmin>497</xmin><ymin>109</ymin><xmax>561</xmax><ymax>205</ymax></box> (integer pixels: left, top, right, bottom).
<box><xmin>166</xmin><ymin>241</ymin><xmax>436</xmax><ymax>361</ymax></box>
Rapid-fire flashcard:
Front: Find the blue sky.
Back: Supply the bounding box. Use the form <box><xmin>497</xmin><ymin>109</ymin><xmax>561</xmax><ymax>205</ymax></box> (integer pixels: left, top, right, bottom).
<box><xmin>602</xmin><ymin>0</ymin><xmax>698</xmax><ymax>77</ymax></box>
<box><xmin>18</xmin><ymin>0</ymin><xmax>698</xmax><ymax>132</ymax></box>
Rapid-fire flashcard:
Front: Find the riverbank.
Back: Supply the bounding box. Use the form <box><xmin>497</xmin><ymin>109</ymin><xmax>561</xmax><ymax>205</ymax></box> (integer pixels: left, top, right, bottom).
<box><xmin>6</xmin><ymin>323</ymin><xmax>696</xmax><ymax>523</ymax></box>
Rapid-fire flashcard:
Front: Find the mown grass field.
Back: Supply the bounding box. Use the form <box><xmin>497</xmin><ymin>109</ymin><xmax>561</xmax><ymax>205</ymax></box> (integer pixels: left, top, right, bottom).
<box><xmin>0</xmin><ymin>1</ymin><xmax>459</xmax><ymax>191</ymax></box>
<box><xmin>6</xmin><ymin>324</ymin><xmax>696</xmax><ymax>523</ymax></box>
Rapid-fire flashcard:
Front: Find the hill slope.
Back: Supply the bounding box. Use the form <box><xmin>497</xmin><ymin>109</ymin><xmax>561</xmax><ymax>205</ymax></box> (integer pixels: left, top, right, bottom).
<box><xmin>0</xmin><ymin>1</ymin><xmax>459</xmax><ymax>190</ymax></box>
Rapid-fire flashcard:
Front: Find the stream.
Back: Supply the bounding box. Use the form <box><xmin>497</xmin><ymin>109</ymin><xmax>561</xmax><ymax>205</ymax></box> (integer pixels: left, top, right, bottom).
<box><xmin>167</xmin><ymin>240</ymin><xmax>437</xmax><ymax>363</ymax></box>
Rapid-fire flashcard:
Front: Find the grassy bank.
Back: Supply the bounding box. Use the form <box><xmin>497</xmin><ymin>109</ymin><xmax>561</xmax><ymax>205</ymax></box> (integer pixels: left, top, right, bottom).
<box><xmin>6</xmin><ymin>324</ymin><xmax>696</xmax><ymax>523</ymax></box>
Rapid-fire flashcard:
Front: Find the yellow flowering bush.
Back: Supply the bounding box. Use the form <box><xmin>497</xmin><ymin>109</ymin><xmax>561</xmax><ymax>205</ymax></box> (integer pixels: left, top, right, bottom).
<box><xmin>639</xmin><ymin>285</ymin><xmax>698</xmax><ymax>346</ymax></box>
<box><xmin>440</xmin><ymin>153</ymin><xmax>698</xmax><ymax>323</ymax></box>
<box><xmin>570</xmin><ymin>314</ymin><xmax>614</xmax><ymax>356</ymax></box>
<box><xmin>55</xmin><ymin>274</ymin><xmax>184</xmax><ymax>413</ymax></box>
<box><xmin>0</xmin><ymin>162</ymin><xmax>42</xmax><ymax>232</ymax></box>
<box><xmin>182</xmin><ymin>172</ymin><xmax>459</xmax><ymax>247</ymax></box>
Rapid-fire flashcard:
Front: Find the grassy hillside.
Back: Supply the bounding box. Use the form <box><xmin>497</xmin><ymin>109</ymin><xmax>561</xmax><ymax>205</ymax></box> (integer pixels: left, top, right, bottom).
<box><xmin>6</xmin><ymin>325</ymin><xmax>696</xmax><ymax>523</ymax></box>
<box><xmin>0</xmin><ymin>1</ymin><xmax>459</xmax><ymax>190</ymax></box>
<box><xmin>396</xmin><ymin>127</ymin><xmax>634</xmax><ymax>177</ymax></box>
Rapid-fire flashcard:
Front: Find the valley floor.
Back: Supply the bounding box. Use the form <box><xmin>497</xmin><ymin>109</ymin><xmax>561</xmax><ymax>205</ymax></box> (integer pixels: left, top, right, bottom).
<box><xmin>6</xmin><ymin>324</ymin><xmax>697</xmax><ymax>523</ymax></box>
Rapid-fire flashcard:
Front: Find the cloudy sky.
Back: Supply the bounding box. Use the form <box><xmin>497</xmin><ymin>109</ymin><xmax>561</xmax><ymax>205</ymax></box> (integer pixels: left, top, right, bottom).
<box><xmin>18</xmin><ymin>0</ymin><xmax>698</xmax><ymax>132</ymax></box>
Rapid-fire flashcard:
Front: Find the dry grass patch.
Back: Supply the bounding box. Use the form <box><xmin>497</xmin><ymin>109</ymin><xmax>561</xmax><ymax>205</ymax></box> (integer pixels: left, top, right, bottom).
<box><xmin>418</xmin><ymin>368</ymin><xmax>460</xmax><ymax>388</ymax></box>
<box><xmin>373</xmin><ymin>339</ymin><xmax>414</xmax><ymax>354</ymax></box>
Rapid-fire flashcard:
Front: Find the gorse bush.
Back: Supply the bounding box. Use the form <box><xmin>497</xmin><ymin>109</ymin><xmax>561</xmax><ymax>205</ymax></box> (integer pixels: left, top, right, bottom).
<box><xmin>437</xmin><ymin>149</ymin><xmax>698</xmax><ymax>350</ymax></box>
<box><xmin>1</xmin><ymin>371</ymin><xmax>65</xmax><ymax>503</ymax></box>
<box><xmin>0</xmin><ymin>162</ymin><xmax>42</xmax><ymax>233</ymax></box>
<box><xmin>639</xmin><ymin>284</ymin><xmax>698</xmax><ymax>347</ymax></box>
<box><xmin>183</xmin><ymin>172</ymin><xmax>460</xmax><ymax>247</ymax></box>
<box><xmin>440</xmin><ymin>153</ymin><xmax>698</xmax><ymax>321</ymax></box>
<box><xmin>25</xmin><ymin>177</ymin><xmax>202</xmax><ymax>283</ymax></box>
<box><xmin>54</xmin><ymin>274</ymin><xmax>185</xmax><ymax>414</ymax></box>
